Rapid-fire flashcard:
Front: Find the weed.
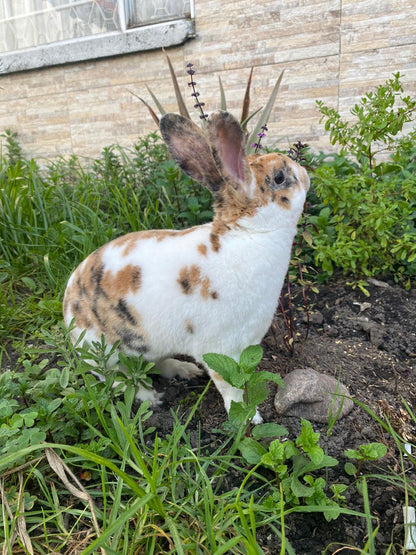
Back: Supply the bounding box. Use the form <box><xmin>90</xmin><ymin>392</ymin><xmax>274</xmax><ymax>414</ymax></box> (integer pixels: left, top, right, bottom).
<box><xmin>344</xmin><ymin>442</ymin><xmax>388</xmax><ymax>479</ymax></box>
<box><xmin>203</xmin><ymin>345</ymin><xmax>284</xmax><ymax>430</ymax></box>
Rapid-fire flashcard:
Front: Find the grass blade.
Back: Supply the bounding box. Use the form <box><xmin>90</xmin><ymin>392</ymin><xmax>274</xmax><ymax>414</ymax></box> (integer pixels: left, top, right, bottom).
<box><xmin>81</xmin><ymin>493</ymin><xmax>154</xmax><ymax>555</ymax></box>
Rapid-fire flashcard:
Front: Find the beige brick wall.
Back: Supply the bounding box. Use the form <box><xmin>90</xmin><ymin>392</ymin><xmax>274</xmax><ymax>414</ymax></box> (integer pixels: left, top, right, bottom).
<box><xmin>0</xmin><ymin>0</ymin><xmax>415</xmax><ymax>159</ymax></box>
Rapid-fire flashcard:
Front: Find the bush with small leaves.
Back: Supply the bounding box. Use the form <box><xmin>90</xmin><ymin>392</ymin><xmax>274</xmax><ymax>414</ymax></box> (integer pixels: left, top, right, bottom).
<box><xmin>312</xmin><ymin>73</ymin><xmax>416</xmax><ymax>284</ymax></box>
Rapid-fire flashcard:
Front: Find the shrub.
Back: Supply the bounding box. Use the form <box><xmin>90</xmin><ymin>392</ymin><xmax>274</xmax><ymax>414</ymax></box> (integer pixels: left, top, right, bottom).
<box><xmin>311</xmin><ymin>73</ymin><xmax>416</xmax><ymax>283</ymax></box>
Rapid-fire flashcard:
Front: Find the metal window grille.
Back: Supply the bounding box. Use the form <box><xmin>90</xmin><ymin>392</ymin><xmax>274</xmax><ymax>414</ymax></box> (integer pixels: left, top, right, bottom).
<box><xmin>0</xmin><ymin>0</ymin><xmax>192</xmax><ymax>54</ymax></box>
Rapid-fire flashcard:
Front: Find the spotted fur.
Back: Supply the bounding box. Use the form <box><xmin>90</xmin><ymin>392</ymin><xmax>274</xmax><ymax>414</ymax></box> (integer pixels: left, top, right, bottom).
<box><xmin>63</xmin><ymin>110</ymin><xmax>310</xmax><ymax>420</ymax></box>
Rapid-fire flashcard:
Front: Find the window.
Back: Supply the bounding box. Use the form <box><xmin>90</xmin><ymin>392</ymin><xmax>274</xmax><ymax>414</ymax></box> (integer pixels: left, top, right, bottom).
<box><xmin>0</xmin><ymin>0</ymin><xmax>195</xmax><ymax>74</ymax></box>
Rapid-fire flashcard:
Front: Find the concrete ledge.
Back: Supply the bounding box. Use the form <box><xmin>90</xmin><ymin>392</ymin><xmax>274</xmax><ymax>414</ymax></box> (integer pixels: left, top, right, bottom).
<box><xmin>0</xmin><ymin>18</ymin><xmax>195</xmax><ymax>75</ymax></box>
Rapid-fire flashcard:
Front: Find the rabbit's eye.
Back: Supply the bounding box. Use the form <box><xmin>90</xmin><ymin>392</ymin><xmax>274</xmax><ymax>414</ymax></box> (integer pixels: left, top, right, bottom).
<box><xmin>273</xmin><ymin>170</ymin><xmax>286</xmax><ymax>188</ymax></box>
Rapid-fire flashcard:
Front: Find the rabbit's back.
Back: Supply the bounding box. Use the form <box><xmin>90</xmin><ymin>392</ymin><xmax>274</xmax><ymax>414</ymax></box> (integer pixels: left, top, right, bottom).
<box><xmin>63</xmin><ymin>219</ymin><xmax>292</xmax><ymax>362</ymax></box>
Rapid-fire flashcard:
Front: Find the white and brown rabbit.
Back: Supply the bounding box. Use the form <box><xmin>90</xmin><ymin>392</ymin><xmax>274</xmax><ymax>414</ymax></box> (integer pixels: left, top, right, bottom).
<box><xmin>63</xmin><ymin>111</ymin><xmax>310</xmax><ymax>423</ymax></box>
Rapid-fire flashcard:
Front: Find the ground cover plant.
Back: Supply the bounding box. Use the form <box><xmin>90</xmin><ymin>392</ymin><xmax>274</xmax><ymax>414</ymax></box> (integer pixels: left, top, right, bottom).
<box><xmin>0</xmin><ymin>74</ymin><xmax>415</xmax><ymax>553</ymax></box>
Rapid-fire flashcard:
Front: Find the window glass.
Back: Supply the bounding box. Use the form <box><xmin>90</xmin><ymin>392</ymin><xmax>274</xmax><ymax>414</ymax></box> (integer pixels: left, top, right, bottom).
<box><xmin>0</xmin><ymin>1</ymin><xmax>121</xmax><ymax>53</ymax></box>
<box><xmin>126</xmin><ymin>0</ymin><xmax>191</xmax><ymax>27</ymax></box>
<box><xmin>0</xmin><ymin>0</ymin><xmax>194</xmax><ymax>73</ymax></box>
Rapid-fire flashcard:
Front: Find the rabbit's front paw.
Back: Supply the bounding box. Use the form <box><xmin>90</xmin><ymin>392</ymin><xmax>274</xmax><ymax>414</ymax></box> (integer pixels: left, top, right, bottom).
<box><xmin>251</xmin><ymin>410</ymin><xmax>263</xmax><ymax>425</ymax></box>
<box><xmin>135</xmin><ymin>386</ymin><xmax>163</xmax><ymax>407</ymax></box>
<box><xmin>157</xmin><ymin>358</ymin><xmax>204</xmax><ymax>380</ymax></box>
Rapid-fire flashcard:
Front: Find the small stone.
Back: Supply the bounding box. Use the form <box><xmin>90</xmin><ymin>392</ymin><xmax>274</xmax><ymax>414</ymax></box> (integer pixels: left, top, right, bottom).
<box><xmin>302</xmin><ymin>310</ymin><xmax>324</xmax><ymax>325</ymax></box>
<box><xmin>369</xmin><ymin>326</ymin><xmax>385</xmax><ymax>348</ymax></box>
<box><xmin>325</xmin><ymin>324</ymin><xmax>339</xmax><ymax>338</ymax></box>
<box><xmin>356</xmin><ymin>316</ymin><xmax>372</xmax><ymax>332</ymax></box>
<box><xmin>368</xmin><ymin>278</ymin><xmax>390</xmax><ymax>288</ymax></box>
<box><xmin>274</xmin><ymin>367</ymin><xmax>354</xmax><ymax>423</ymax></box>
<box><xmin>356</xmin><ymin>317</ymin><xmax>385</xmax><ymax>348</ymax></box>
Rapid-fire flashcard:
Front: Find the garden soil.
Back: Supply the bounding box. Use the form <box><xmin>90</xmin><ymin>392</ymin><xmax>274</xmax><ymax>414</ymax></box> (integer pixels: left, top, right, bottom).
<box><xmin>148</xmin><ymin>278</ymin><xmax>416</xmax><ymax>554</ymax></box>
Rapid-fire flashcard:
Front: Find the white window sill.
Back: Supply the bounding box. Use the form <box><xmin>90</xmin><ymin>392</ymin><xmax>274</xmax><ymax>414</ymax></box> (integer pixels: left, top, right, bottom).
<box><xmin>0</xmin><ymin>17</ymin><xmax>195</xmax><ymax>75</ymax></box>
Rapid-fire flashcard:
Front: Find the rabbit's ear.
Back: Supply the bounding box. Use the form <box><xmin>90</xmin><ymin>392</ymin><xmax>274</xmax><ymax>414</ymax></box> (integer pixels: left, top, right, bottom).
<box><xmin>207</xmin><ymin>111</ymin><xmax>248</xmax><ymax>191</ymax></box>
<box><xmin>160</xmin><ymin>113</ymin><xmax>224</xmax><ymax>194</ymax></box>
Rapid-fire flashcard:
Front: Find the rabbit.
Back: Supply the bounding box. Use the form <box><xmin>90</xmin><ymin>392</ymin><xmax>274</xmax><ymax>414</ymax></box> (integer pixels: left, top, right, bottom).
<box><xmin>63</xmin><ymin>110</ymin><xmax>310</xmax><ymax>424</ymax></box>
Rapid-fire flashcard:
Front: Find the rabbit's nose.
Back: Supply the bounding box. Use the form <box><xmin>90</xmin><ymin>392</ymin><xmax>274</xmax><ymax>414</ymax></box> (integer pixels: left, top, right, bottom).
<box><xmin>299</xmin><ymin>167</ymin><xmax>310</xmax><ymax>192</ymax></box>
<box><xmin>290</xmin><ymin>163</ymin><xmax>310</xmax><ymax>192</ymax></box>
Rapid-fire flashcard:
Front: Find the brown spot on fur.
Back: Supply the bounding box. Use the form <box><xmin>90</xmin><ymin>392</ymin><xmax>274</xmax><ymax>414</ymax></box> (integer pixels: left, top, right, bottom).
<box><xmin>200</xmin><ymin>276</ymin><xmax>211</xmax><ymax>299</ymax></box>
<box><xmin>177</xmin><ymin>265</ymin><xmax>201</xmax><ymax>294</ymax></box>
<box><xmin>138</xmin><ymin>227</ymin><xmax>197</xmax><ymax>241</ymax></box>
<box><xmin>71</xmin><ymin>299</ymin><xmax>93</xmax><ymax>329</ymax></box>
<box><xmin>116</xmin><ymin>298</ymin><xmax>138</xmax><ymax>325</ymax></box>
<box><xmin>210</xmin><ymin>232</ymin><xmax>221</xmax><ymax>252</ymax></box>
<box><xmin>200</xmin><ymin>276</ymin><xmax>219</xmax><ymax>300</ymax></box>
<box><xmin>101</xmin><ymin>265</ymin><xmax>142</xmax><ymax>298</ymax></box>
<box><xmin>177</xmin><ymin>265</ymin><xmax>218</xmax><ymax>300</ymax></box>
<box><xmin>198</xmin><ymin>243</ymin><xmax>208</xmax><ymax>256</ymax></box>
<box><xmin>77</xmin><ymin>249</ymin><xmax>104</xmax><ymax>292</ymax></box>
<box><xmin>211</xmin><ymin>371</ymin><xmax>225</xmax><ymax>383</ymax></box>
<box><xmin>110</xmin><ymin>227</ymin><xmax>203</xmax><ymax>257</ymax></box>
<box><xmin>212</xmin><ymin>187</ymin><xmax>252</xmax><ymax>229</ymax></box>
<box><xmin>64</xmin><ymin>253</ymin><xmax>148</xmax><ymax>354</ymax></box>
<box><xmin>185</xmin><ymin>320</ymin><xmax>194</xmax><ymax>334</ymax></box>
<box><xmin>109</xmin><ymin>234</ymin><xmax>140</xmax><ymax>257</ymax></box>
<box><xmin>274</xmin><ymin>191</ymin><xmax>292</xmax><ymax>209</ymax></box>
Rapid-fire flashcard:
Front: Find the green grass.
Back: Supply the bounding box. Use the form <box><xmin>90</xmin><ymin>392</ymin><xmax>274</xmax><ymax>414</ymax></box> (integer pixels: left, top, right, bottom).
<box><xmin>1</xmin><ymin>131</ymin><xmax>414</xmax><ymax>554</ymax></box>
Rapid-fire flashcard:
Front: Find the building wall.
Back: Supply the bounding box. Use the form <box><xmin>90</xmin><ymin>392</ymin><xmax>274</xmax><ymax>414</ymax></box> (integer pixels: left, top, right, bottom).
<box><xmin>0</xmin><ymin>0</ymin><xmax>415</xmax><ymax>160</ymax></box>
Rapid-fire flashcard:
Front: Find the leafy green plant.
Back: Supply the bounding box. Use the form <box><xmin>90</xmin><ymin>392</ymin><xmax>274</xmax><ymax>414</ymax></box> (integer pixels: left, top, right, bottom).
<box><xmin>316</xmin><ymin>72</ymin><xmax>416</xmax><ymax>170</ymax></box>
<box><xmin>312</xmin><ymin>73</ymin><xmax>416</xmax><ymax>282</ymax></box>
<box><xmin>203</xmin><ymin>345</ymin><xmax>284</xmax><ymax>431</ymax></box>
<box><xmin>0</xmin><ymin>369</ymin><xmax>295</xmax><ymax>554</ymax></box>
<box><xmin>242</xmin><ymin>419</ymin><xmax>342</xmax><ymax>522</ymax></box>
<box><xmin>0</xmin><ymin>129</ymin><xmax>23</xmax><ymax>164</ymax></box>
<box><xmin>0</xmin><ymin>323</ymin><xmax>158</xmax><ymax>468</ymax></box>
<box><xmin>344</xmin><ymin>442</ymin><xmax>388</xmax><ymax>478</ymax></box>
<box><xmin>203</xmin><ymin>347</ymin><xmax>349</xmax><ymax>522</ymax></box>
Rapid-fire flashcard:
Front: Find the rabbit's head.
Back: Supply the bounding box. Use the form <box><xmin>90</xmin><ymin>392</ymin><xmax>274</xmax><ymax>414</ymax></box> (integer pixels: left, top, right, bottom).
<box><xmin>160</xmin><ymin>111</ymin><xmax>310</xmax><ymax>238</ymax></box>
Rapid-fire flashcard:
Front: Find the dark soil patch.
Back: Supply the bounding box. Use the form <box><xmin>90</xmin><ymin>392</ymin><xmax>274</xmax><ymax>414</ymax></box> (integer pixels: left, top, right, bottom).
<box><xmin>148</xmin><ymin>278</ymin><xmax>416</xmax><ymax>553</ymax></box>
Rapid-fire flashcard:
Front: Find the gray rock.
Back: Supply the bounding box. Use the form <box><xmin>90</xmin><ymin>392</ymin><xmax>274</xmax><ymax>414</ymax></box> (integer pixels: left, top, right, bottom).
<box><xmin>274</xmin><ymin>367</ymin><xmax>354</xmax><ymax>423</ymax></box>
<box><xmin>302</xmin><ymin>310</ymin><xmax>324</xmax><ymax>325</ymax></box>
<box><xmin>356</xmin><ymin>316</ymin><xmax>385</xmax><ymax>348</ymax></box>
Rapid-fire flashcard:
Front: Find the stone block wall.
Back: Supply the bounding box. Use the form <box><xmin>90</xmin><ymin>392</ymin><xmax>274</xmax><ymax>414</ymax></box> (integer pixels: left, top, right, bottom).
<box><xmin>0</xmin><ymin>0</ymin><xmax>415</xmax><ymax>159</ymax></box>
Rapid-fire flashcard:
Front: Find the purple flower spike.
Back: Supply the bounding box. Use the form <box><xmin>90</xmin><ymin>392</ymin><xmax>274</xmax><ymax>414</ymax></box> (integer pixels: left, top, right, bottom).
<box><xmin>252</xmin><ymin>122</ymin><xmax>268</xmax><ymax>153</ymax></box>
<box><xmin>187</xmin><ymin>62</ymin><xmax>208</xmax><ymax>121</ymax></box>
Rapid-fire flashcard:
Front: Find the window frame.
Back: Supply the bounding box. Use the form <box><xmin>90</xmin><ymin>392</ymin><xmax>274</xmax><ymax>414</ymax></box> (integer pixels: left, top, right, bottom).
<box><xmin>0</xmin><ymin>0</ymin><xmax>195</xmax><ymax>75</ymax></box>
